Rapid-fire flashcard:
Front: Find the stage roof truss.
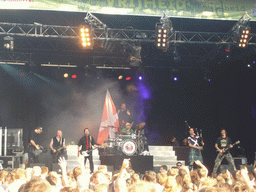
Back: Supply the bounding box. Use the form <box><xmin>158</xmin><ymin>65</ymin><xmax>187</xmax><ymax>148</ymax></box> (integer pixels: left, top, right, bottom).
<box><xmin>1</xmin><ymin>22</ymin><xmax>256</xmax><ymax>46</ymax></box>
<box><xmin>0</xmin><ymin>21</ymin><xmax>256</xmax><ymax>67</ymax></box>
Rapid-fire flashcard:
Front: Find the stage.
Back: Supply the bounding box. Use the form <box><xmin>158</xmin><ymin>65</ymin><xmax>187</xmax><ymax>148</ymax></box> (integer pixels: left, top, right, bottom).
<box><xmin>100</xmin><ymin>154</ymin><xmax>153</xmax><ymax>173</ymax></box>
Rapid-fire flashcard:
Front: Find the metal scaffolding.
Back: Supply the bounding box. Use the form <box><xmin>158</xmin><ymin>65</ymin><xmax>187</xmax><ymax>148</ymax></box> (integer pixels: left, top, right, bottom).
<box><xmin>0</xmin><ymin>22</ymin><xmax>255</xmax><ymax>45</ymax></box>
<box><xmin>0</xmin><ymin>18</ymin><xmax>255</xmax><ymax>67</ymax></box>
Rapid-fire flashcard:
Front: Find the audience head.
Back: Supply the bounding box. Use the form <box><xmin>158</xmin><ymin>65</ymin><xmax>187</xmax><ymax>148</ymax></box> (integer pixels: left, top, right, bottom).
<box><xmin>22</xmin><ymin>178</ymin><xmax>51</xmax><ymax>192</ymax></box>
<box><xmin>160</xmin><ymin>165</ymin><xmax>168</xmax><ymax>174</ymax></box>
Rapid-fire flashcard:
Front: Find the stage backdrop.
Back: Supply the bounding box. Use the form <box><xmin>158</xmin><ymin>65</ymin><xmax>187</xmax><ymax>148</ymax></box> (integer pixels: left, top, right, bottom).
<box><xmin>0</xmin><ymin>0</ymin><xmax>256</xmax><ymax>21</ymax></box>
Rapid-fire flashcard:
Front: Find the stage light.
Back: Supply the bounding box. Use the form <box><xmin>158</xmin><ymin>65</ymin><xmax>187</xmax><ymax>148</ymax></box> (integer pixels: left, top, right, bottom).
<box><xmin>80</xmin><ymin>26</ymin><xmax>93</xmax><ymax>49</ymax></box>
<box><xmin>138</xmin><ymin>76</ymin><xmax>142</xmax><ymax>80</ymax></box>
<box><xmin>154</xmin><ymin>13</ymin><xmax>172</xmax><ymax>51</ymax></box>
<box><xmin>63</xmin><ymin>73</ymin><xmax>69</xmax><ymax>78</ymax></box>
<box><xmin>118</xmin><ymin>75</ymin><xmax>123</xmax><ymax>80</ymax></box>
<box><xmin>72</xmin><ymin>75</ymin><xmax>77</xmax><ymax>79</ymax></box>
<box><xmin>238</xmin><ymin>27</ymin><xmax>251</xmax><ymax>48</ymax></box>
<box><xmin>171</xmin><ymin>68</ymin><xmax>178</xmax><ymax>81</ymax></box>
<box><xmin>155</xmin><ymin>24</ymin><xmax>169</xmax><ymax>50</ymax></box>
<box><xmin>3</xmin><ymin>36</ymin><xmax>14</xmax><ymax>51</ymax></box>
<box><xmin>126</xmin><ymin>77</ymin><xmax>131</xmax><ymax>81</ymax></box>
<box><xmin>248</xmin><ymin>64</ymin><xmax>251</xmax><ymax>68</ymax></box>
<box><xmin>253</xmin><ymin>61</ymin><xmax>255</xmax><ymax>64</ymax></box>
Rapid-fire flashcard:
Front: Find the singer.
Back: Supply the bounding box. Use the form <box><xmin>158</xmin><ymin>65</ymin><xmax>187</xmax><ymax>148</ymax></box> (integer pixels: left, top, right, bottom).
<box><xmin>49</xmin><ymin>130</ymin><xmax>67</xmax><ymax>163</ymax></box>
<box><xmin>188</xmin><ymin>127</ymin><xmax>204</xmax><ymax>166</ymax></box>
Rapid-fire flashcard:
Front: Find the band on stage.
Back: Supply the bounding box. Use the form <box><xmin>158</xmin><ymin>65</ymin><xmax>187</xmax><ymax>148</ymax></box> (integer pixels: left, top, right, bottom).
<box><xmin>27</xmin><ymin>104</ymin><xmax>239</xmax><ymax>176</ymax></box>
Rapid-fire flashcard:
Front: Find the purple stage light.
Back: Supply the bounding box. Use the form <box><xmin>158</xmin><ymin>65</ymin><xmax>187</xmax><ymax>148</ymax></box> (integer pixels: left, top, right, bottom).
<box><xmin>253</xmin><ymin>61</ymin><xmax>255</xmax><ymax>64</ymax></box>
<box><xmin>173</xmin><ymin>77</ymin><xmax>178</xmax><ymax>81</ymax></box>
<box><xmin>139</xmin><ymin>76</ymin><xmax>143</xmax><ymax>80</ymax></box>
<box><xmin>208</xmin><ymin>79</ymin><xmax>211</xmax><ymax>82</ymax></box>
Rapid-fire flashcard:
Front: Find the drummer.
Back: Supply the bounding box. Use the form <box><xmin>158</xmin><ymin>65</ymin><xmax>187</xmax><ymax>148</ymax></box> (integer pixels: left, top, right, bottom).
<box><xmin>122</xmin><ymin>123</ymin><xmax>134</xmax><ymax>140</ymax></box>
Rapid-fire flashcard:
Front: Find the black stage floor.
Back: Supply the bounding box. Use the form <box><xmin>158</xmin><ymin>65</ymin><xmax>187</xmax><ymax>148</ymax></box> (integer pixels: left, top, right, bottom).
<box><xmin>100</xmin><ymin>154</ymin><xmax>153</xmax><ymax>174</ymax></box>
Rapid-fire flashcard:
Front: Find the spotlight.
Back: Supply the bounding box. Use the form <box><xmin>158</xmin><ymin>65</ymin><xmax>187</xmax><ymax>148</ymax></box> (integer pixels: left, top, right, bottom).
<box><xmin>247</xmin><ymin>64</ymin><xmax>251</xmax><ymax>68</ymax></box>
<box><xmin>118</xmin><ymin>75</ymin><xmax>123</xmax><ymax>80</ymax></box>
<box><xmin>3</xmin><ymin>36</ymin><xmax>14</xmax><ymax>51</ymax></box>
<box><xmin>238</xmin><ymin>27</ymin><xmax>251</xmax><ymax>48</ymax></box>
<box><xmin>154</xmin><ymin>13</ymin><xmax>172</xmax><ymax>51</ymax></box>
<box><xmin>79</xmin><ymin>26</ymin><xmax>93</xmax><ymax>49</ymax></box>
<box><xmin>126</xmin><ymin>77</ymin><xmax>131</xmax><ymax>81</ymax></box>
<box><xmin>155</xmin><ymin>24</ymin><xmax>169</xmax><ymax>50</ymax></box>
<box><xmin>63</xmin><ymin>73</ymin><xmax>69</xmax><ymax>78</ymax></box>
<box><xmin>171</xmin><ymin>68</ymin><xmax>178</xmax><ymax>81</ymax></box>
<box><xmin>138</xmin><ymin>76</ymin><xmax>143</xmax><ymax>80</ymax></box>
<box><xmin>72</xmin><ymin>75</ymin><xmax>77</xmax><ymax>79</ymax></box>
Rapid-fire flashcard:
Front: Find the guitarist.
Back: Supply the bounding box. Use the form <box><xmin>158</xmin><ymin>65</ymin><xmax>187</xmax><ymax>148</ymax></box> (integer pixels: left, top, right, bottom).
<box><xmin>78</xmin><ymin>128</ymin><xmax>98</xmax><ymax>173</ymax></box>
<box><xmin>50</xmin><ymin>130</ymin><xmax>67</xmax><ymax>163</ymax></box>
<box><xmin>212</xmin><ymin>129</ymin><xmax>237</xmax><ymax>177</ymax></box>
<box><xmin>28</xmin><ymin>127</ymin><xmax>43</xmax><ymax>165</ymax></box>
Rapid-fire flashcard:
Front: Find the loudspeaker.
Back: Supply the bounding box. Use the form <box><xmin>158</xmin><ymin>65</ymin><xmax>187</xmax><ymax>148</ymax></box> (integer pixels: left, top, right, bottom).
<box><xmin>234</xmin><ymin>157</ymin><xmax>247</xmax><ymax>169</ymax></box>
<box><xmin>219</xmin><ymin>165</ymin><xmax>232</xmax><ymax>173</ymax></box>
<box><xmin>52</xmin><ymin>163</ymin><xmax>62</xmax><ymax>173</ymax></box>
<box><xmin>107</xmin><ymin>165</ymin><xmax>114</xmax><ymax>172</ymax></box>
<box><xmin>30</xmin><ymin>163</ymin><xmax>45</xmax><ymax>167</ymax></box>
<box><xmin>0</xmin><ymin>156</ymin><xmax>13</xmax><ymax>169</ymax></box>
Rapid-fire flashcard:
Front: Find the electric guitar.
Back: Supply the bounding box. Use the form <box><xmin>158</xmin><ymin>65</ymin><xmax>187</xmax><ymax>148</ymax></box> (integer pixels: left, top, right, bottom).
<box><xmin>50</xmin><ymin>146</ymin><xmax>65</xmax><ymax>156</ymax></box>
<box><xmin>32</xmin><ymin>146</ymin><xmax>47</xmax><ymax>156</ymax></box>
<box><xmin>217</xmin><ymin>140</ymin><xmax>240</xmax><ymax>156</ymax></box>
<box><xmin>80</xmin><ymin>143</ymin><xmax>108</xmax><ymax>157</ymax></box>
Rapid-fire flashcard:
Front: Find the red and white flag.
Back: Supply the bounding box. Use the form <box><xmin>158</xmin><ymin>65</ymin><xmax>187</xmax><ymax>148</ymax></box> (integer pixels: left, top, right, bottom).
<box><xmin>97</xmin><ymin>90</ymin><xmax>119</xmax><ymax>144</ymax></box>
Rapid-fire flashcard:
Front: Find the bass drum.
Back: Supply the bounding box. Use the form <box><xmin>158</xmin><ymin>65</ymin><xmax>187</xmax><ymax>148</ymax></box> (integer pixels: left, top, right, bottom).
<box><xmin>121</xmin><ymin>140</ymin><xmax>137</xmax><ymax>156</ymax></box>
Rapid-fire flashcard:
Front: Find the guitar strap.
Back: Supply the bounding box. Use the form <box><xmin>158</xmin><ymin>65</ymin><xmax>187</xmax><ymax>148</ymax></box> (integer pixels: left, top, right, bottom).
<box><xmin>188</xmin><ymin>136</ymin><xmax>199</xmax><ymax>146</ymax></box>
<box><xmin>89</xmin><ymin>136</ymin><xmax>92</xmax><ymax>149</ymax></box>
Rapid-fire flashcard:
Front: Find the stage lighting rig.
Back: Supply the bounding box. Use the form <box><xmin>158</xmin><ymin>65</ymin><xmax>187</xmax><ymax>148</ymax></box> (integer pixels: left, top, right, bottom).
<box><xmin>238</xmin><ymin>27</ymin><xmax>251</xmax><ymax>48</ymax></box>
<box><xmin>3</xmin><ymin>36</ymin><xmax>14</xmax><ymax>51</ymax></box>
<box><xmin>229</xmin><ymin>13</ymin><xmax>252</xmax><ymax>48</ymax></box>
<box><xmin>79</xmin><ymin>26</ymin><xmax>93</xmax><ymax>49</ymax></box>
<box><xmin>155</xmin><ymin>12</ymin><xmax>173</xmax><ymax>51</ymax></box>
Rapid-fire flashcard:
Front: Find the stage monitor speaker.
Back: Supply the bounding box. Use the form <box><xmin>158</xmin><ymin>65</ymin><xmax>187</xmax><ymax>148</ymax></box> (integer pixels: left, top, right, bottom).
<box><xmin>107</xmin><ymin>165</ymin><xmax>114</xmax><ymax>172</ymax></box>
<box><xmin>234</xmin><ymin>157</ymin><xmax>247</xmax><ymax>170</ymax></box>
<box><xmin>0</xmin><ymin>156</ymin><xmax>14</xmax><ymax>169</ymax></box>
<box><xmin>219</xmin><ymin>165</ymin><xmax>232</xmax><ymax>173</ymax></box>
<box><xmin>30</xmin><ymin>163</ymin><xmax>45</xmax><ymax>167</ymax></box>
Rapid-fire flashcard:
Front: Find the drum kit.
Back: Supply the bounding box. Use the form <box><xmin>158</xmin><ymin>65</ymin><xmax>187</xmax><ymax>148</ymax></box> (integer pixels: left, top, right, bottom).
<box><xmin>101</xmin><ymin>122</ymin><xmax>147</xmax><ymax>156</ymax></box>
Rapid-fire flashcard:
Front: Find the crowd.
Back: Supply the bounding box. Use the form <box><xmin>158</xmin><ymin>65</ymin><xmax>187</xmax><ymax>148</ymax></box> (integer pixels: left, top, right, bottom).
<box><xmin>0</xmin><ymin>157</ymin><xmax>255</xmax><ymax>192</ymax></box>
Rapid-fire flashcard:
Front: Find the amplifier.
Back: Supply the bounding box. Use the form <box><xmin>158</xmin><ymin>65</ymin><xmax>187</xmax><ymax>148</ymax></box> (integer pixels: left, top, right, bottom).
<box><xmin>0</xmin><ymin>156</ymin><xmax>21</xmax><ymax>169</ymax></box>
<box><xmin>234</xmin><ymin>157</ymin><xmax>247</xmax><ymax>169</ymax></box>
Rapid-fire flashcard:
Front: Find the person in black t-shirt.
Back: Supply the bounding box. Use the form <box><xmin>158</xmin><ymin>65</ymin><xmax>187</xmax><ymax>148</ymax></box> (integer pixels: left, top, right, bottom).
<box><xmin>78</xmin><ymin>128</ymin><xmax>98</xmax><ymax>173</ymax></box>
<box><xmin>117</xmin><ymin>103</ymin><xmax>131</xmax><ymax>129</ymax></box>
<box><xmin>212</xmin><ymin>129</ymin><xmax>236</xmax><ymax>176</ymax></box>
<box><xmin>50</xmin><ymin>130</ymin><xmax>67</xmax><ymax>163</ymax></box>
<box><xmin>28</xmin><ymin>127</ymin><xmax>43</xmax><ymax>164</ymax></box>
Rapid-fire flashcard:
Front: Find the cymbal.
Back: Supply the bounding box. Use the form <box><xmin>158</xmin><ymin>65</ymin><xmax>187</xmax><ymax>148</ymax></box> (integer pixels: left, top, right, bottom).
<box><xmin>135</xmin><ymin>122</ymin><xmax>146</xmax><ymax>130</ymax></box>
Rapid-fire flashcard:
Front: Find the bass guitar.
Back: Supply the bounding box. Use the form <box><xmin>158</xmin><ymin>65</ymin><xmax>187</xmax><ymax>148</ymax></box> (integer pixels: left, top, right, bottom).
<box><xmin>50</xmin><ymin>146</ymin><xmax>65</xmax><ymax>156</ymax></box>
<box><xmin>32</xmin><ymin>146</ymin><xmax>47</xmax><ymax>156</ymax></box>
